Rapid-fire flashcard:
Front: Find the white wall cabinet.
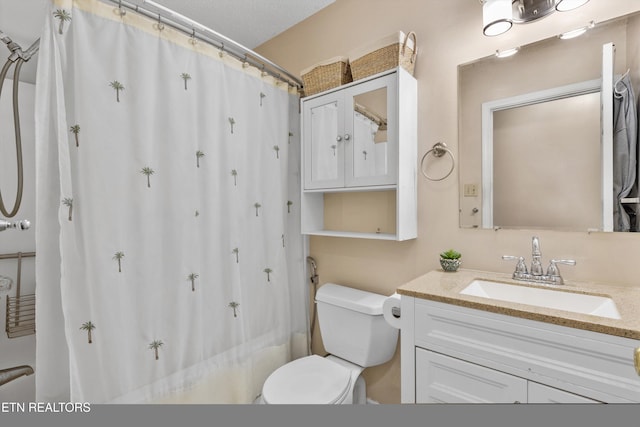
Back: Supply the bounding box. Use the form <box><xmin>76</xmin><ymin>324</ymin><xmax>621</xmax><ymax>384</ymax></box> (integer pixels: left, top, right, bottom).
<box><xmin>401</xmin><ymin>297</ymin><xmax>640</xmax><ymax>403</ymax></box>
<box><xmin>300</xmin><ymin>68</ymin><xmax>417</xmax><ymax>240</ymax></box>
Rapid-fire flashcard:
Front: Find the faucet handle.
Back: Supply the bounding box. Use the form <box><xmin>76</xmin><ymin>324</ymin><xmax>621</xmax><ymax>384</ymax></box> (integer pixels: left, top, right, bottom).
<box><xmin>502</xmin><ymin>255</ymin><xmax>528</xmax><ymax>274</ymax></box>
<box><xmin>546</xmin><ymin>259</ymin><xmax>576</xmax><ymax>277</ymax></box>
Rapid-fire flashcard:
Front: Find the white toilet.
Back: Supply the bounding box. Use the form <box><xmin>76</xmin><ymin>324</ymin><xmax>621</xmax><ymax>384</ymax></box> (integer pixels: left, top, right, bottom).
<box><xmin>261</xmin><ymin>283</ymin><xmax>399</xmax><ymax>404</ymax></box>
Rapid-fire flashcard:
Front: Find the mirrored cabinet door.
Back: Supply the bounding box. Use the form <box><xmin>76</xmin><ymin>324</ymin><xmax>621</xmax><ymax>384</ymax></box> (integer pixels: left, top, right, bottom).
<box><xmin>346</xmin><ymin>76</ymin><xmax>397</xmax><ymax>187</ymax></box>
<box><xmin>303</xmin><ymin>96</ymin><xmax>345</xmax><ymax>189</ymax></box>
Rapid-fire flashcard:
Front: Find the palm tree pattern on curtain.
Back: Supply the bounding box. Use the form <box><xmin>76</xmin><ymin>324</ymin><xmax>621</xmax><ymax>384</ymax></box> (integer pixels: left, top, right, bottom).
<box><xmin>195</xmin><ymin>150</ymin><xmax>205</xmax><ymax>168</ymax></box>
<box><xmin>53</xmin><ymin>9</ymin><xmax>71</xmax><ymax>35</ymax></box>
<box><xmin>62</xmin><ymin>198</ymin><xmax>73</xmax><ymax>221</ymax></box>
<box><xmin>149</xmin><ymin>340</ymin><xmax>164</xmax><ymax>360</ymax></box>
<box><xmin>80</xmin><ymin>321</ymin><xmax>96</xmax><ymax>344</ymax></box>
<box><xmin>109</xmin><ymin>80</ymin><xmax>125</xmax><ymax>102</ymax></box>
<box><xmin>42</xmin><ymin>4</ymin><xmax>302</xmax><ymax>403</ymax></box>
<box><xmin>181</xmin><ymin>73</ymin><xmax>191</xmax><ymax>90</ymax></box>
<box><xmin>69</xmin><ymin>124</ymin><xmax>80</xmax><ymax>147</ymax></box>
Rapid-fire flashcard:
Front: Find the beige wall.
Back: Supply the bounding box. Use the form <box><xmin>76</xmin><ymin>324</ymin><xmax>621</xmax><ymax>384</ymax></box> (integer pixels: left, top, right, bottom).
<box><xmin>257</xmin><ymin>0</ymin><xmax>640</xmax><ymax>404</ymax></box>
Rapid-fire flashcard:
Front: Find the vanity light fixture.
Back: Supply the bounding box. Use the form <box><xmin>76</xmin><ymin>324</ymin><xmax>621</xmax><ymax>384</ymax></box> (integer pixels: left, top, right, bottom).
<box><xmin>482</xmin><ymin>0</ymin><xmax>513</xmax><ymax>37</ymax></box>
<box><xmin>558</xmin><ymin>20</ymin><xmax>595</xmax><ymax>39</ymax></box>
<box><xmin>481</xmin><ymin>0</ymin><xmax>591</xmax><ymax>37</ymax></box>
<box><xmin>495</xmin><ymin>47</ymin><xmax>520</xmax><ymax>58</ymax></box>
<box><xmin>555</xmin><ymin>0</ymin><xmax>590</xmax><ymax>12</ymax></box>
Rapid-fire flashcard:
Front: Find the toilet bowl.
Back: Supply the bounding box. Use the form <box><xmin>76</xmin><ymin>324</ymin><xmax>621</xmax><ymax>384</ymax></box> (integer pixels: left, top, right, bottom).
<box><xmin>262</xmin><ymin>355</ymin><xmax>365</xmax><ymax>404</ymax></box>
<box><xmin>261</xmin><ymin>283</ymin><xmax>399</xmax><ymax>404</ymax></box>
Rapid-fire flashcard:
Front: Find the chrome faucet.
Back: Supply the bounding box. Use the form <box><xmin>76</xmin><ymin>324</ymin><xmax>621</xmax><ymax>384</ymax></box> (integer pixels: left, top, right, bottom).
<box><xmin>530</xmin><ymin>236</ymin><xmax>543</xmax><ymax>276</ymax></box>
<box><xmin>0</xmin><ymin>365</ymin><xmax>34</xmax><ymax>387</ymax></box>
<box><xmin>503</xmin><ymin>236</ymin><xmax>575</xmax><ymax>285</ymax></box>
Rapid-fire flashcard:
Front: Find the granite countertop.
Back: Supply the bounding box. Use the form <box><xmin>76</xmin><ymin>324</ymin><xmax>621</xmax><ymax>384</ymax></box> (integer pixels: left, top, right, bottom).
<box><xmin>397</xmin><ymin>269</ymin><xmax>640</xmax><ymax>340</ymax></box>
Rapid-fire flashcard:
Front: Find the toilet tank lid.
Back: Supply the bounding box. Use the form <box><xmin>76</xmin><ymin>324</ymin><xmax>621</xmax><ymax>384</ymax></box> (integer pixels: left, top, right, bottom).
<box><xmin>315</xmin><ymin>283</ymin><xmax>387</xmax><ymax>315</ymax></box>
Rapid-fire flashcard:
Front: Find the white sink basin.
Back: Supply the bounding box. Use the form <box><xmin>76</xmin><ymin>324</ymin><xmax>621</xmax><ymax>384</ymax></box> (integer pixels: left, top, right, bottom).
<box><xmin>460</xmin><ymin>279</ymin><xmax>621</xmax><ymax>319</ymax></box>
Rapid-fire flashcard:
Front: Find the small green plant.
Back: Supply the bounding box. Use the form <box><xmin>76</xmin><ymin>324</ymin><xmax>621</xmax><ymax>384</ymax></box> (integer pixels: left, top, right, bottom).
<box><xmin>440</xmin><ymin>249</ymin><xmax>461</xmax><ymax>260</ymax></box>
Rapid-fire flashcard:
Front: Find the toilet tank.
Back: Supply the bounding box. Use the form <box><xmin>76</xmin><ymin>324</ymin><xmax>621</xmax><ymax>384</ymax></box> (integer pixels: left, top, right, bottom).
<box><xmin>315</xmin><ymin>283</ymin><xmax>399</xmax><ymax>367</ymax></box>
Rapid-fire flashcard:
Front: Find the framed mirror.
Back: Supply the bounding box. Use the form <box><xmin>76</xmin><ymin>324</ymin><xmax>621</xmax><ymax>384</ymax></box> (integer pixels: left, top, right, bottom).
<box><xmin>459</xmin><ymin>11</ymin><xmax>640</xmax><ymax>232</ymax></box>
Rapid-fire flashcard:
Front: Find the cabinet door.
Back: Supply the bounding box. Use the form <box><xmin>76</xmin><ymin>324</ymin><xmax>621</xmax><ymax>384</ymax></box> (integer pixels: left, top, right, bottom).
<box><xmin>344</xmin><ymin>74</ymin><xmax>398</xmax><ymax>187</ymax></box>
<box><xmin>416</xmin><ymin>348</ymin><xmax>527</xmax><ymax>403</ymax></box>
<box><xmin>528</xmin><ymin>382</ymin><xmax>601</xmax><ymax>403</ymax></box>
<box><xmin>303</xmin><ymin>93</ymin><xmax>346</xmax><ymax>190</ymax></box>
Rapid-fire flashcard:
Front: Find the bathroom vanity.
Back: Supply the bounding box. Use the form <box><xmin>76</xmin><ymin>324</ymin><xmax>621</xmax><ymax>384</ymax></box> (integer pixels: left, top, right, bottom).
<box><xmin>398</xmin><ymin>269</ymin><xmax>640</xmax><ymax>403</ymax></box>
<box><xmin>300</xmin><ymin>67</ymin><xmax>417</xmax><ymax>240</ymax></box>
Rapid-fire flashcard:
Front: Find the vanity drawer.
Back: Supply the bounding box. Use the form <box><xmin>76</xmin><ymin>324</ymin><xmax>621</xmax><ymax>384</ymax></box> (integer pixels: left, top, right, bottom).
<box><xmin>412</xmin><ymin>298</ymin><xmax>640</xmax><ymax>402</ymax></box>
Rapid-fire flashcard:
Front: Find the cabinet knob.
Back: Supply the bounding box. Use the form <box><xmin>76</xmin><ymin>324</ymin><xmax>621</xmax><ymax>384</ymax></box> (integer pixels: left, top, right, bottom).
<box><xmin>336</xmin><ymin>136</ymin><xmax>343</xmax><ymax>142</ymax></box>
<box><xmin>344</xmin><ymin>134</ymin><xmax>351</xmax><ymax>141</ymax></box>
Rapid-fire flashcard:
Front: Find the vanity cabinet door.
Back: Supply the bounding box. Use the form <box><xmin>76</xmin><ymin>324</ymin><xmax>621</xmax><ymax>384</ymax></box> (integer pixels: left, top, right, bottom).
<box><xmin>528</xmin><ymin>382</ymin><xmax>601</xmax><ymax>403</ymax></box>
<box><xmin>415</xmin><ymin>348</ymin><xmax>527</xmax><ymax>403</ymax></box>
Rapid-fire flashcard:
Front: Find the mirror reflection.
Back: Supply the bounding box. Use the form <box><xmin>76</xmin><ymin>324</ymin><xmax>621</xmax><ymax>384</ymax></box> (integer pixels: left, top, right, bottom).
<box><xmin>353</xmin><ymin>87</ymin><xmax>388</xmax><ymax>178</ymax></box>
<box><xmin>459</xmin><ymin>11</ymin><xmax>640</xmax><ymax>232</ymax></box>
<box><xmin>492</xmin><ymin>91</ymin><xmax>601</xmax><ymax>230</ymax></box>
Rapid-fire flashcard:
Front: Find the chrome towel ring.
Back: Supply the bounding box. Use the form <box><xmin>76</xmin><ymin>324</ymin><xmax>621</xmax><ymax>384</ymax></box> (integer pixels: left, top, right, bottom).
<box><xmin>420</xmin><ymin>142</ymin><xmax>455</xmax><ymax>181</ymax></box>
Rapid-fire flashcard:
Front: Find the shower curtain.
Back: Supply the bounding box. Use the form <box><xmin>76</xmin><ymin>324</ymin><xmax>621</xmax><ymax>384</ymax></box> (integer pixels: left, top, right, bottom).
<box><xmin>35</xmin><ymin>0</ymin><xmax>306</xmax><ymax>403</ymax></box>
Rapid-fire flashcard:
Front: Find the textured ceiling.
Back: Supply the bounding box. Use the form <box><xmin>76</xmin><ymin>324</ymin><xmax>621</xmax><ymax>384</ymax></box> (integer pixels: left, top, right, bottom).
<box><xmin>0</xmin><ymin>0</ymin><xmax>335</xmax><ymax>82</ymax></box>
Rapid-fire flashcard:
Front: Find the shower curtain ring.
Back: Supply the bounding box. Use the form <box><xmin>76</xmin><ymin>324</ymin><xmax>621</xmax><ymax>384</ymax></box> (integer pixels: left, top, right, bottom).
<box><xmin>242</xmin><ymin>55</ymin><xmax>250</xmax><ymax>68</ymax></box>
<box><xmin>188</xmin><ymin>29</ymin><xmax>197</xmax><ymax>45</ymax></box>
<box><xmin>219</xmin><ymin>43</ymin><xmax>225</xmax><ymax>58</ymax></box>
<box><xmin>114</xmin><ymin>0</ymin><xmax>126</xmax><ymax>17</ymax></box>
<box><xmin>261</xmin><ymin>65</ymin><xmax>268</xmax><ymax>77</ymax></box>
<box><xmin>153</xmin><ymin>14</ymin><xmax>165</xmax><ymax>31</ymax></box>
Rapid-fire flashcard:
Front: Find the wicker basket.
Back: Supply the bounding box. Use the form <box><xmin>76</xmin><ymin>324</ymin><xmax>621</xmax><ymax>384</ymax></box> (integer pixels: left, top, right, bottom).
<box><xmin>349</xmin><ymin>31</ymin><xmax>417</xmax><ymax>81</ymax></box>
<box><xmin>301</xmin><ymin>56</ymin><xmax>352</xmax><ymax>97</ymax></box>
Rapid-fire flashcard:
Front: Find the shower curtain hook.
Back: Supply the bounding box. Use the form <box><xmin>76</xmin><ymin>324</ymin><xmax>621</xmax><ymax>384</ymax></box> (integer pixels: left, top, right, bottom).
<box><xmin>260</xmin><ymin>64</ymin><xmax>268</xmax><ymax>78</ymax></box>
<box><xmin>218</xmin><ymin>43</ymin><xmax>225</xmax><ymax>58</ymax></box>
<box><xmin>115</xmin><ymin>0</ymin><xmax>126</xmax><ymax>17</ymax></box>
<box><xmin>153</xmin><ymin>14</ymin><xmax>165</xmax><ymax>31</ymax></box>
<box><xmin>188</xmin><ymin>29</ymin><xmax>197</xmax><ymax>45</ymax></box>
<box><xmin>242</xmin><ymin>54</ymin><xmax>250</xmax><ymax>68</ymax></box>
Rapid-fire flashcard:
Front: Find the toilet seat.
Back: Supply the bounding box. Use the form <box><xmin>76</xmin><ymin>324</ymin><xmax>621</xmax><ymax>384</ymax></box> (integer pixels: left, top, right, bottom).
<box><xmin>262</xmin><ymin>355</ymin><xmax>353</xmax><ymax>404</ymax></box>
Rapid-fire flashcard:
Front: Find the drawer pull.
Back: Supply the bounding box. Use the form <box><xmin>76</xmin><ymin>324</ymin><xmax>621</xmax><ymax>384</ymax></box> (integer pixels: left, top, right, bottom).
<box><xmin>635</xmin><ymin>348</ymin><xmax>640</xmax><ymax>376</ymax></box>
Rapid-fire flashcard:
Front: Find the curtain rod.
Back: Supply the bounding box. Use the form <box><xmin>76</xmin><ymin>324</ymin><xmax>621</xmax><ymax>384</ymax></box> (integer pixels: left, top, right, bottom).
<box><xmin>105</xmin><ymin>0</ymin><xmax>303</xmax><ymax>90</ymax></box>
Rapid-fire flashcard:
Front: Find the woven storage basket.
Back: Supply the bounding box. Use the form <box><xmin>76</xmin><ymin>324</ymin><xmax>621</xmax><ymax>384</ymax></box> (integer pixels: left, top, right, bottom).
<box><xmin>349</xmin><ymin>31</ymin><xmax>417</xmax><ymax>81</ymax></box>
<box><xmin>301</xmin><ymin>56</ymin><xmax>353</xmax><ymax>97</ymax></box>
